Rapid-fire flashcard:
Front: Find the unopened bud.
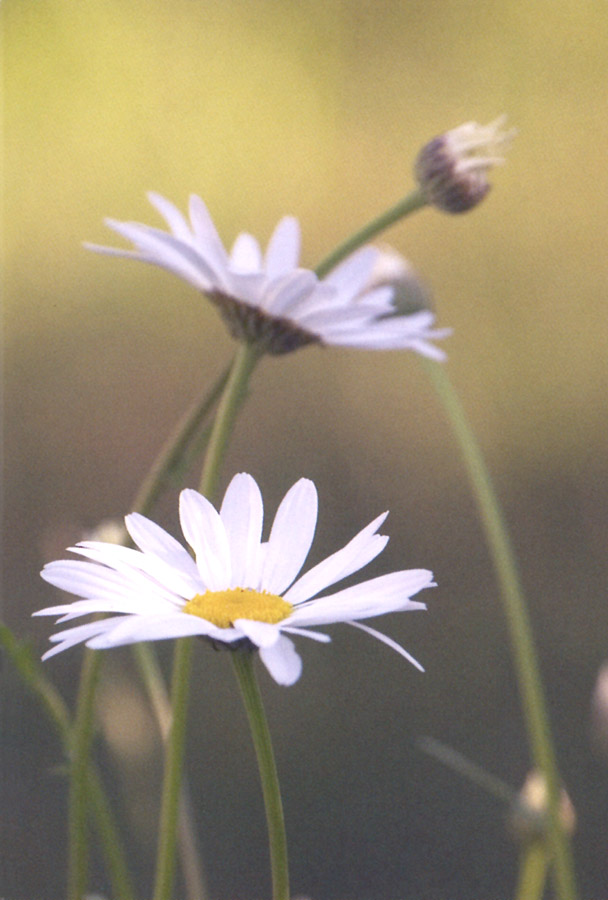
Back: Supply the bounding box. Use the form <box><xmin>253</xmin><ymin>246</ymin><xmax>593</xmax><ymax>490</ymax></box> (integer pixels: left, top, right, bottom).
<box><xmin>590</xmin><ymin>662</ymin><xmax>608</xmax><ymax>758</ymax></box>
<box><xmin>415</xmin><ymin>116</ymin><xmax>516</xmax><ymax>213</ymax></box>
<box><xmin>508</xmin><ymin>770</ymin><xmax>576</xmax><ymax>845</ymax></box>
<box><xmin>366</xmin><ymin>245</ymin><xmax>433</xmax><ymax>316</ymax></box>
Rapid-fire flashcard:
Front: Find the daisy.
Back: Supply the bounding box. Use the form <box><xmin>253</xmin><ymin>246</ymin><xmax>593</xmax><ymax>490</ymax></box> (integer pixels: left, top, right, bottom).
<box><xmin>85</xmin><ymin>193</ymin><xmax>450</xmax><ymax>358</ymax></box>
<box><xmin>35</xmin><ymin>473</ymin><xmax>435</xmax><ymax>686</ymax></box>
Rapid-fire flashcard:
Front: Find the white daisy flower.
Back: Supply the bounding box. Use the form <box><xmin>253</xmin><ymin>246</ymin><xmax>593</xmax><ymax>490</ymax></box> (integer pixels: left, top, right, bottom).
<box><xmin>35</xmin><ymin>474</ymin><xmax>435</xmax><ymax>686</ymax></box>
<box><xmin>85</xmin><ymin>193</ymin><xmax>450</xmax><ymax>359</ymax></box>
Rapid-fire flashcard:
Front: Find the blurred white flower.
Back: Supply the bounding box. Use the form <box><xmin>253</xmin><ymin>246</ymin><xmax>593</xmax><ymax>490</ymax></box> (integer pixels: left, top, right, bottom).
<box><xmin>86</xmin><ymin>193</ymin><xmax>449</xmax><ymax>358</ymax></box>
<box><xmin>36</xmin><ymin>473</ymin><xmax>435</xmax><ymax>685</ymax></box>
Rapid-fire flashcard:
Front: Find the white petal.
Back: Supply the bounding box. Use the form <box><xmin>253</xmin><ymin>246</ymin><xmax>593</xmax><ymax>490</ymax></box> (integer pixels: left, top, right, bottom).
<box><xmin>285</xmin><ymin>512</ymin><xmax>389</xmax><ymax>605</ymax></box>
<box><xmin>347</xmin><ymin>621</ymin><xmax>424</xmax><ymax>672</ymax></box>
<box><xmin>230</xmin><ymin>233</ymin><xmax>262</xmax><ymax>272</ymax></box>
<box><xmin>287</xmin><ymin>570</ymin><xmax>434</xmax><ymax>626</ymax></box>
<box><xmin>70</xmin><ymin>542</ymin><xmax>201</xmax><ymax>600</ymax></box>
<box><xmin>234</xmin><ymin>618</ymin><xmax>281</xmax><ymax>648</ymax></box>
<box><xmin>219</xmin><ymin>474</ymin><xmax>264</xmax><ymax>588</ymax></box>
<box><xmin>86</xmin><ymin>612</ymin><xmax>235</xmax><ymax>648</ymax></box>
<box><xmin>259</xmin><ymin>635</ymin><xmax>302</xmax><ymax>685</ymax></box>
<box><xmin>125</xmin><ymin>512</ymin><xmax>199</xmax><ymax>576</ymax></box>
<box><xmin>322</xmin><ymin>246</ymin><xmax>378</xmax><ymax>295</ymax></box>
<box><xmin>188</xmin><ymin>194</ymin><xmax>230</xmax><ymax>276</ymax></box>
<box><xmin>147</xmin><ymin>192</ymin><xmax>194</xmax><ymax>242</ymax></box>
<box><xmin>41</xmin><ymin>559</ymin><xmax>176</xmax><ymax>605</ymax></box>
<box><xmin>264</xmin><ymin>216</ymin><xmax>301</xmax><ymax>278</ymax></box>
<box><xmin>179</xmin><ymin>489</ymin><xmax>231</xmax><ymax>590</ymax></box>
<box><xmin>262</xmin><ymin>479</ymin><xmax>318</xmax><ymax>595</ymax></box>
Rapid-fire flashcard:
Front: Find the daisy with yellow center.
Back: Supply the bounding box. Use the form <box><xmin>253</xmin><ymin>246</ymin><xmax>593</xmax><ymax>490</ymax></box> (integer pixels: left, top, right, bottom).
<box><xmin>35</xmin><ymin>473</ymin><xmax>435</xmax><ymax>685</ymax></box>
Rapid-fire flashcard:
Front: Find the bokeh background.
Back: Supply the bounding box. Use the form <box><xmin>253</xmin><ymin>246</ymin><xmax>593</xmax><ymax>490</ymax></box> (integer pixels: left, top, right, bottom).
<box><xmin>3</xmin><ymin>1</ymin><xmax>608</xmax><ymax>898</ymax></box>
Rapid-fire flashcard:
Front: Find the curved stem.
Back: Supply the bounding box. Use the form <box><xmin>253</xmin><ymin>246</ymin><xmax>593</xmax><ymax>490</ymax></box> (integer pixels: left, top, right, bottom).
<box><xmin>421</xmin><ymin>357</ymin><xmax>578</xmax><ymax>900</ymax></box>
<box><xmin>0</xmin><ymin>625</ymin><xmax>136</xmax><ymax>900</ymax></box>
<box><xmin>314</xmin><ymin>188</ymin><xmax>427</xmax><ymax>279</ymax></box>
<box><xmin>231</xmin><ymin>651</ymin><xmax>289</xmax><ymax>900</ymax></box>
<box><xmin>67</xmin><ymin>647</ymin><xmax>102</xmax><ymax>900</ymax></box>
<box><xmin>153</xmin><ymin>341</ymin><xmax>263</xmax><ymax>900</ymax></box>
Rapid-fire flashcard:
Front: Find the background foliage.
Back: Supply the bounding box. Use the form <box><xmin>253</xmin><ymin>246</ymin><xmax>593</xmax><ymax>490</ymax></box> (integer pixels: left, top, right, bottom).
<box><xmin>3</xmin><ymin>1</ymin><xmax>607</xmax><ymax>897</ymax></box>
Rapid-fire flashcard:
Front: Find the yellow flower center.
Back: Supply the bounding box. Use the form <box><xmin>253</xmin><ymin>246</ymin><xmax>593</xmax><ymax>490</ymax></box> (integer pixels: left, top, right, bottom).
<box><xmin>182</xmin><ymin>587</ymin><xmax>292</xmax><ymax>629</ymax></box>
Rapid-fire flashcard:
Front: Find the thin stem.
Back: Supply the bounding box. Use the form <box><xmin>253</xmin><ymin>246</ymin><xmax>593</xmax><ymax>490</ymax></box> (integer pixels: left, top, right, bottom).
<box><xmin>0</xmin><ymin>625</ymin><xmax>136</xmax><ymax>900</ymax></box>
<box><xmin>153</xmin><ymin>341</ymin><xmax>262</xmax><ymax>900</ymax></box>
<box><xmin>67</xmin><ymin>648</ymin><xmax>102</xmax><ymax>900</ymax></box>
<box><xmin>516</xmin><ymin>842</ymin><xmax>549</xmax><ymax>900</ymax></box>
<box><xmin>421</xmin><ymin>357</ymin><xmax>578</xmax><ymax>900</ymax></box>
<box><xmin>133</xmin><ymin>641</ymin><xmax>209</xmax><ymax>900</ymax></box>
<box><xmin>67</xmin><ymin>367</ymin><xmax>229</xmax><ymax>900</ymax></box>
<box><xmin>152</xmin><ymin>637</ymin><xmax>195</xmax><ymax>900</ymax></box>
<box><xmin>198</xmin><ymin>342</ymin><xmax>262</xmax><ymax>497</ymax></box>
<box><xmin>314</xmin><ymin>188</ymin><xmax>427</xmax><ymax>279</ymax></box>
<box><xmin>231</xmin><ymin>651</ymin><xmax>289</xmax><ymax>900</ymax></box>
<box><xmin>132</xmin><ymin>363</ymin><xmax>231</xmax><ymax>516</ymax></box>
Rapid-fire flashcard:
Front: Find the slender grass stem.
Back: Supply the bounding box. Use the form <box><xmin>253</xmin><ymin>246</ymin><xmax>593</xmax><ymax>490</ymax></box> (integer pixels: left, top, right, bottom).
<box><xmin>231</xmin><ymin>651</ymin><xmax>289</xmax><ymax>900</ymax></box>
<box><xmin>67</xmin><ymin>648</ymin><xmax>102</xmax><ymax>900</ymax></box>
<box><xmin>0</xmin><ymin>625</ymin><xmax>136</xmax><ymax>900</ymax></box>
<box><xmin>421</xmin><ymin>357</ymin><xmax>578</xmax><ymax>900</ymax></box>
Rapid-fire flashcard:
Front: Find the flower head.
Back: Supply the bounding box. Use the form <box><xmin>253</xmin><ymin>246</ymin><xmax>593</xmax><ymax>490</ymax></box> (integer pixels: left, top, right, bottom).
<box><xmin>85</xmin><ymin>193</ymin><xmax>449</xmax><ymax>358</ymax></box>
<box><xmin>414</xmin><ymin>116</ymin><xmax>516</xmax><ymax>213</ymax></box>
<box><xmin>35</xmin><ymin>474</ymin><xmax>435</xmax><ymax>685</ymax></box>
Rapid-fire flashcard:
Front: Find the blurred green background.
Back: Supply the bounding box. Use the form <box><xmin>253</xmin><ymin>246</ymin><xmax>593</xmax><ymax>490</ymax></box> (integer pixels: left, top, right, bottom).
<box><xmin>3</xmin><ymin>0</ymin><xmax>608</xmax><ymax>897</ymax></box>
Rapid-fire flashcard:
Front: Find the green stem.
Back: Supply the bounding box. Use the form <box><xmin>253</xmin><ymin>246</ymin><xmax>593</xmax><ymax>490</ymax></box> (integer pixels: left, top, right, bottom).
<box><xmin>198</xmin><ymin>342</ymin><xmax>262</xmax><ymax>497</ymax></box>
<box><xmin>314</xmin><ymin>188</ymin><xmax>427</xmax><ymax>279</ymax></box>
<box><xmin>152</xmin><ymin>636</ymin><xmax>195</xmax><ymax>900</ymax></box>
<box><xmin>231</xmin><ymin>651</ymin><xmax>289</xmax><ymax>900</ymax></box>
<box><xmin>421</xmin><ymin>358</ymin><xmax>578</xmax><ymax>900</ymax></box>
<box><xmin>516</xmin><ymin>842</ymin><xmax>549</xmax><ymax>900</ymax></box>
<box><xmin>0</xmin><ymin>625</ymin><xmax>136</xmax><ymax>900</ymax></box>
<box><xmin>67</xmin><ymin>647</ymin><xmax>102</xmax><ymax>900</ymax></box>
<box><xmin>132</xmin><ymin>364</ymin><xmax>230</xmax><ymax>516</ymax></box>
<box><xmin>153</xmin><ymin>341</ymin><xmax>263</xmax><ymax>900</ymax></box>
<box><xmin>133</xmin><ymin>641</ymin><xmax>209</xmax><ymax>900</ymax></box>
<box><xmin>67</xmin><ymin>367</ymin><xmax>229</xmax><ymax>900</ymax></box>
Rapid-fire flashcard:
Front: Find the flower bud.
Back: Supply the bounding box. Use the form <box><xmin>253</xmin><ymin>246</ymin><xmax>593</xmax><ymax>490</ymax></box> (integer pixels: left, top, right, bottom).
<box><xmin>415</xmin><ymin>116</ymin><xmax>516</xmax><ymax>213</ymax></box>
<box><xmin>508</xmin><ymin>770</ymin><xmax>576</xmax><ymax>845</ymax></box>
<box><xmin>590</xmin><ymin>661</ymin><xmax>608</xmax><ymax>758</ymax></box>
<box><xmin>366</xmin><ymin>245</ymin><xmax>433</xmax><ymax>315</ymax></box>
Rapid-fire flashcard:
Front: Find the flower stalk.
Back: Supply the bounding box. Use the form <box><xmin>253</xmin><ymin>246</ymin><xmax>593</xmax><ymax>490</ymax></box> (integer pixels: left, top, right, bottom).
<box><xmin>314</xmin><ymin>188</ymin><xmax>428</xmax><ymax>279</ymax></box>
<box><xmin>421</xmin><ymin>357</ymin><xmax>578</xmax><ymax>900</ymax></box>
<box><xmin>232</xmin><ymin>650</ymin><xmax>290</xmax><ymax>900</ymax></box>
<box><xmin>152</xmin><ymin>340</ymin><xmax>263</xmax><ymax>900</ymax></box>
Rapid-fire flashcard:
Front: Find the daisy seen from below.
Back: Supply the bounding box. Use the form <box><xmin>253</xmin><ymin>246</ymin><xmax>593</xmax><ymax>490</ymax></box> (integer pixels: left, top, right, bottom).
<box><xmin>35</xmin><ymin>473</ymin><xmax>435</xmax><ymax>685</ymax></box>
<box><xmin>85</xmin><ymin>193</ymin><xmax>450</xmax><ymax>358</ymax></box>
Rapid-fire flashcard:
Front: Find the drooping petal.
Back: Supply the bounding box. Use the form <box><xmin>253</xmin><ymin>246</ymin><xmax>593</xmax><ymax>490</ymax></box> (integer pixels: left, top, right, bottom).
<box><xmin>259</xmin><ymin>634</ymin><xmax>303</xmax><ymax>685</ymax></box>
<box><xmin>347</xmin><ymin>620</ymin><xmax>424</xmax><ymax>672</ymax></box>
<box><xmin>234</xmin><ymin>618</ymin><xmax>281</xmax><ymax>648</ymax></box>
